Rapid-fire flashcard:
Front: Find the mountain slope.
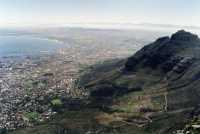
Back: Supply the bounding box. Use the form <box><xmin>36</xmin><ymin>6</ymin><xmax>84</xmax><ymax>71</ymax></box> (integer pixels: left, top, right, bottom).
<box><xmin>79</xmin><ymin>30</ymin><xmax>200</xmax><ymax>133</ymax></box>
<box><xmin>83</xmin><ymin>30</ymin><xmax>200</xmax><ymax>111</ymax></box>
<box><xmin>11</xmin><ymin>30</ymin><xmax>200</xmax><ymax>134</ymax></box>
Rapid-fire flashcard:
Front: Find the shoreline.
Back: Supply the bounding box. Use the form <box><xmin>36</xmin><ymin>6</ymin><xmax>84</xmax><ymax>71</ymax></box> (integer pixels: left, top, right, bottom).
<box><xmin>0</xmin><ymin>34</ymin><xmax>65</xmax><ymax>45</ymax></box>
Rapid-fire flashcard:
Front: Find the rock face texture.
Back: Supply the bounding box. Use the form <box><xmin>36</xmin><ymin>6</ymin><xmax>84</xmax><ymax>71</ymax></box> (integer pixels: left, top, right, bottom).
<box><xmin>83</xmin><ymin>30</ymin><xmax>200</xmax><ymax>112</ymax></box>
<box><xmin>125</xmin><ymin>30</ymin><xmax>199</xmax><ymax>73</ymax></box>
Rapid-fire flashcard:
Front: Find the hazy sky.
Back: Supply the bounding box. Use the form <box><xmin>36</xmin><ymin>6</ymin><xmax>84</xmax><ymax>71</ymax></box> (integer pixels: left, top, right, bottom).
<box><xmin>0</xmin><ymin>0</ymin><xmax>200</xmax><ymax>27</ymax></box>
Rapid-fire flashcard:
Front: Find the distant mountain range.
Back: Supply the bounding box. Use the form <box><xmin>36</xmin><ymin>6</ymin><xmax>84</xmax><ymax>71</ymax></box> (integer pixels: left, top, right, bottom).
<box><xmin>60</xmin><ymin>23</ymin><xmax>200</xmax><ymax>32</ymax></box>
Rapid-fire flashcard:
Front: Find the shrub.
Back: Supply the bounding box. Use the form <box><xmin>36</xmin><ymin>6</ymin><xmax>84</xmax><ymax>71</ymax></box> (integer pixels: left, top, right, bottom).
<box><xmin>51</xmin><ymin>99</ymin><xmax>62</xmax><ymax>106</ymax></box>
<box><xmin>51</xmin><ymin>99</ymin><xmax>63</xmax><ymax>111</ymax></box>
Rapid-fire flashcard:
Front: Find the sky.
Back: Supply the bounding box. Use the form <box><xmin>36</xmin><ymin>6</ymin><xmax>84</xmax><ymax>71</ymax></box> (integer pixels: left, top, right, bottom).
<box><xmin>0</xmin><ymin>0</ymin><xmax>200</xmax><ymax>27</ymax></box>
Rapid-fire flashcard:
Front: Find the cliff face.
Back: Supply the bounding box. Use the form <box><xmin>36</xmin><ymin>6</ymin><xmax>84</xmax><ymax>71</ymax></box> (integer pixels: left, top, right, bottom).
<box><xmin>124</xmin><ymin>30</ymin><xmax>200</xmax><ymax>110</ymax></box>
<box><xmin>125</xmin><ymin>30</ymin><xmax>199</xmax><ymax>73</ymax></box>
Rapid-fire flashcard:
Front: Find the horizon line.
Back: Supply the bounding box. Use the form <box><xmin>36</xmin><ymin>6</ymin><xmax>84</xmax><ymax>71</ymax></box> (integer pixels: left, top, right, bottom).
<box><xmin>1</xmin><ymin>22</ymin><xmax>200</xmax><ymax>31</ymax></box>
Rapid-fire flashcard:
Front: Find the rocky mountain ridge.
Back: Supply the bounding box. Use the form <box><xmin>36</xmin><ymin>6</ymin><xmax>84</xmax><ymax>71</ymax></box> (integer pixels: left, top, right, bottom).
<box><xmin>78</xmin><ymin>30</ymin><xmax>200</xmax><ymax>133</ymax></box>
<box><xmin>85</xmin><ymin>30</ymin><xmax>200</xmax><ymax>111</ymax></box>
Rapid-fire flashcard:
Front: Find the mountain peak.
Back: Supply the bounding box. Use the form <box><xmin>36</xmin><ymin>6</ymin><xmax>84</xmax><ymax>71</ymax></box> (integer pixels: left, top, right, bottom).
<box><xmin>125</xmin><ymin>30</ymin><xmax>200</xmax><ymax>72</ymax></box>
<box><xmin>171</xmin><ymin>29</ymin><xmax>199</xmax><ymax>42</ymax></box>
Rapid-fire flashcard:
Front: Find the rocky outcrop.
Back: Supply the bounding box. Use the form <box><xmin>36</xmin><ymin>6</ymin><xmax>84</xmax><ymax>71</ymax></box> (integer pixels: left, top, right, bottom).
<box><xmin>171</xmin><ymin>30</ymin><xmax>199</xmax><ymax>42</ymax></box>
<box><xmin>82</xmin><ymin>30</ymin><xmax>200</xmax><ymax>112</ymax></box>
<box><xmin>125</xmin><ymin>30</ymin><xmax>199</xmax><ymax>73</ymax></box>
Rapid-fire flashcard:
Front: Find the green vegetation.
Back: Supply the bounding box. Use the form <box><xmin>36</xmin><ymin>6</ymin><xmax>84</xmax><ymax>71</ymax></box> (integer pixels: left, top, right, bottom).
<box><xmin>50</xmin><ymin>99</ymin><xmax>63</xmax><ymax>111</ymax></box>
<box><xmin>24</xmin><ymin>80</ymin><xmax>46</xmax><ymax>95</ymax></box>
<box><xmin>51</xmin><ymin>99</ymin><xmax>63</xmax><ymax>106</ymax></box>
<box><xmin>36</xmin><ymin>82</ymin><xmax>46</xmax><ymax>89</ymax></box>
<box><xmin>24</xmin><ymin>112</ymin><xmax>41</xmax><ymax>123</ymax></box>
<box><xmin>24</xmin><ymin>80</ymin><xmax>34</xmax><ymax>90</ymax></box>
